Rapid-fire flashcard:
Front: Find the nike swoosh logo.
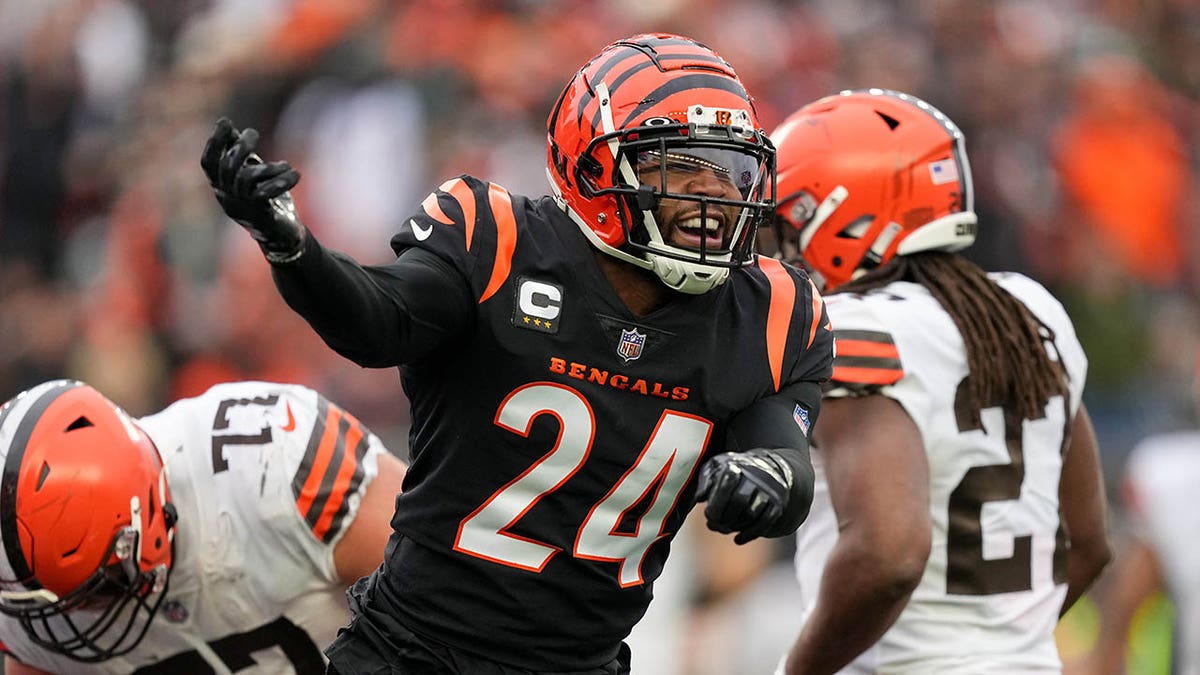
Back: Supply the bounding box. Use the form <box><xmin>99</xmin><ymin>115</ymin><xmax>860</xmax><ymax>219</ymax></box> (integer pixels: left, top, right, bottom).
<box><xmin>411</xmin><ymin>219</ymin><xmax>433</xmax><ymax>241</ymax></box>
<box><xmin>281</xmin><ymin>402</ymin><xmax>296</xmax><ymax>432</ymax></box>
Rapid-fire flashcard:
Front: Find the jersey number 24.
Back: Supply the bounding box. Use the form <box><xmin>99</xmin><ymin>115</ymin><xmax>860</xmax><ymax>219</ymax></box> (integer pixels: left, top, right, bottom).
<box><xmin>455</xmin><ymin>382</ymin><xmax>711</xmax><ymax>587</ymax></box>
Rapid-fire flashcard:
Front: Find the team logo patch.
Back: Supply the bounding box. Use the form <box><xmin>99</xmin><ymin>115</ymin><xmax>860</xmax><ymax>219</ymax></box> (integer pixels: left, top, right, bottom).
<box><xmin>513</xmin><ymin>277</ymin><xmax>563</xmax><ymax>334</ymax></box>
<box><xmin>793</xmin><ymin>404</ymin><xmax>811</xmax><ymax>435</ymax></box>
<box><xmin>161</xmin><ymin>600</ymin><xmax>189</xmax><ymax>623</ymax></box>
<box><xmin>617</xmin><ymin>328</ymin><xmax>646</xmax><ymax>362</ymax></box>
<box><xmin>928</xmin><ymin>158</ymin><xmax>958</xmax><ymax>185</ymax></box>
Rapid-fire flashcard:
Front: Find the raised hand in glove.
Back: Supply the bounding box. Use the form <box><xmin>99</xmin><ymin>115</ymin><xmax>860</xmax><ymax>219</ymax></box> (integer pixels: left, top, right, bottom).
<box><xmin>201</xmin><ymin>118</ymin><xmax>307</xmax><ymax>263</ymax></box>
<box><xmin>696</xmin><ymin>448</ymin><xmax>798</xmax><ymax>545</ymax></box>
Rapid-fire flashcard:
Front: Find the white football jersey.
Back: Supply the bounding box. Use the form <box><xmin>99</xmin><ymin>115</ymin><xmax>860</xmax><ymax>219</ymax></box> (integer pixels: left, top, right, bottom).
<box><xmin>792</xmin><ymin>273</ymin><xmax>1087</xmax><ymax>674</ymax></box>
<box><xmin>0</xmin><ymin>381</ymin><xmax>388</xmax><ymax>674</ymax></box>
<box><xmin>1123</xmin><ymin>432</ymin><xmax>1200</xmax><ymax>675</ymax></box>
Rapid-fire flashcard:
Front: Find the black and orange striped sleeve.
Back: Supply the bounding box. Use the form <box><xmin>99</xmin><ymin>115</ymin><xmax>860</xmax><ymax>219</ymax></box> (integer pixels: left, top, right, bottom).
<box><xmin>828</xmin><ymin>328</ymin><xmax>904</xmax><ymax>394</ymax></box>
<box><xmin>291</xmin><ymin>396</ymin><xmax>374</xmax><ymax>544</ymax></box>
<box><xmin>391</xmin><ymin>175</ymin><xmax>521</xmax><ymax>306</ymax></box>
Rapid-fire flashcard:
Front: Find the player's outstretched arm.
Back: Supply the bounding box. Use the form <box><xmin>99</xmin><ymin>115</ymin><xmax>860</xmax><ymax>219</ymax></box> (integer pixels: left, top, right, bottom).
<box><xmin>697</xmin><ymin>383</ymin><xmax>821</xmax><ymax>545</ymax></box>
<box><xmin>783</xmin><ymin>395</ymin><xmax>931</xmax><ymax>675</ymax></box>
<box><xmin>1059</xmin><ymin>403</ymin><xmax>1112</xmax><ymax>615</ymax></box>
<box><xmin>200</xmin><ymin>119</ymin><xmax>474</xmax><ymax>367</ymax></box>
<box><xmin>333</xmin><ymin>451</ymin><xmax>408</xmax><ymax>584</ymax></box>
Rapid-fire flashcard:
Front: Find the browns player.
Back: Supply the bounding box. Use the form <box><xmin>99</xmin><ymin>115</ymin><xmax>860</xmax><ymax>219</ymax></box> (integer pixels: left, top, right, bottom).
<box><xmin>771</xmin><ymin>89</ymin><xmax>1111</xmax><ymax>674</ymax></box>
<box><xmin>0</xmin><ymin>380</ymin><xmax>405</xmax><ymax>674</ymax></box>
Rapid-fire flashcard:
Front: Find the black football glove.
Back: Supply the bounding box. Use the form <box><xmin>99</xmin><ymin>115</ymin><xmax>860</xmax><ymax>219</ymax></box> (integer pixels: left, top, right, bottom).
<box><xmin>201</xmin><ymin>117</ymin><xmax>307</xmax><ymax>263</ymax></box>
<box><xmin>696</xmin><ymin>448</ymin><xmax>796</xmax><ymax>545</ymax></box>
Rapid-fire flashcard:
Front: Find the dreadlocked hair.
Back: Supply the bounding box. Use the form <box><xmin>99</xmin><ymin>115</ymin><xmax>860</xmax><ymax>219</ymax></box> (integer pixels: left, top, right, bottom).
<box><xmin>836</xmin><ymin>251</ymin><xmax>1067</xmax><ymax>421</ymax></box>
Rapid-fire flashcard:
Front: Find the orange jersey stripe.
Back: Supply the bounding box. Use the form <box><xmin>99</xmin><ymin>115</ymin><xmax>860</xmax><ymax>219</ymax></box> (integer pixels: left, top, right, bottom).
<box><xmin>438</xmin><ymin>178</ymin><xmax>476</xmax><ymax>249</ymax></box>
<box><xmin>421</xmin><ymin>191</ymin><xmax>453</xmax><ymax>225</ymax></box>
<box><xmin>310</xmin><ymin>418</ymin><xmax>364</xmax><ymax>541</ymax></box>
<box><xmin>759</xmin><ymin>256</ymin><xmax>796</xmax><ymax>392</ymax></box>
<box><xmin>295</xmin><ymin>405</ymin><xmax>343</xmax><ymax>518</ymax></box>
<box><xmin>807</xmin><ymin>278</ymin><xmax>824</xmax><ymax>348</ymax></box>
<box><xmin>480</xmin><ymin>183</ymin><xmax>518</xmax><ymax>303</ymax></box>
<box><xmin>835</xmin><ymin>339</ymin><xmax>901</xmax><ymax>360</ymax></box>
<box><xmin>832</xmin><ymin>365</ymin><xmax>904</xmax><ymax>386</ymax></box>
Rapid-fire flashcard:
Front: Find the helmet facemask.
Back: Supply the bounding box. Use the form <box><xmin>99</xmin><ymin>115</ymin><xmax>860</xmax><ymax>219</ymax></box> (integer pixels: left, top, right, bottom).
<box><xmin>0</xmin><ymin>496</ymin><xmax>173</xmax><ymax>662</ymax></box>
<box><xmin>575</xmin><ymin>95</ymin><xmax>775</xmax><ymax>294</ymax></box>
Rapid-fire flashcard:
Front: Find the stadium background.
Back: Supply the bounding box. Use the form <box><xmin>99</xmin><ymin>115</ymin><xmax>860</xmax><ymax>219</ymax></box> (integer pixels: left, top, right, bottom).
<box><xmin>0</xmin><ymin>0</ymin><xmax>1195</xmax><ymax>672</ymax></box>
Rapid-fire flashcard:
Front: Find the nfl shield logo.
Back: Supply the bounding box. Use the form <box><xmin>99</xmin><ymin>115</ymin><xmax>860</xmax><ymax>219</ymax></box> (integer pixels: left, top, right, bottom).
<box><xmin>617</xmin><ymin>328</ymin><xmax>646</xmax><ymax>362</ymax></box>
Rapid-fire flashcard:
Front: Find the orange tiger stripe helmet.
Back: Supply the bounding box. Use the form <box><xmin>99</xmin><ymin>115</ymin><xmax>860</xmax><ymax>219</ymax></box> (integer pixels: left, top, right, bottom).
<box><xmin>0</xmin><ymin>380</ymin><xmax>175</xmax><ymax>662</ymax></box>
<box><xmin>771</xmin><ymin>89</ymin><xmax>977</xmax><ymax>291</ymax></box>
<box><xmin>547</xmin><ymin>33</ymin><xmax>776</xmax><ymax>295</ymax></box>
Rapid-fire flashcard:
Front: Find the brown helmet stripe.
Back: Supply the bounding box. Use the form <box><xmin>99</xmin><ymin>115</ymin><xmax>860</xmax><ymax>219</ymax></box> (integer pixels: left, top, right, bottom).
<box><xmin>0</xmin><ymin>382</ymin><xmax>79</xmax><ymax>585</ymax></box>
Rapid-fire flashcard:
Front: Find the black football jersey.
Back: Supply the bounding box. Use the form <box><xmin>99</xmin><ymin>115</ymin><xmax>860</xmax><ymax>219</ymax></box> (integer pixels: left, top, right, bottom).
<box><xmin>281</xmin><ymin>175</ymin><xmax>833</xmax><ymax>670</ymax></box>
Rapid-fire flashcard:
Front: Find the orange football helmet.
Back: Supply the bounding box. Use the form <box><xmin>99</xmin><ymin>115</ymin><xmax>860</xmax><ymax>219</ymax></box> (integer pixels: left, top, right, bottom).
<box><xmin>547</xmin><ymin>33</ymin><xmax>776</xmax><ymax>294</ymax></box>
<box><xmin>0</xmin><ymin>380</ymin><xmax>175</xmax><ymax>662</ymax></box>
<box><xmin>771</xmin><ymin>88</ymin><xmax>976</xmax><ymax>290</ymax></box>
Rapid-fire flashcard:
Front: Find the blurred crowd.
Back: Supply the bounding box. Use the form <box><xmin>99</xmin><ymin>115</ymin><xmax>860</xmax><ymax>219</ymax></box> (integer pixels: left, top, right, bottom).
<box><xmin>1</xmin><ymin>0</ymin><xmax>1197</xmax><ymax>672</ymax></box>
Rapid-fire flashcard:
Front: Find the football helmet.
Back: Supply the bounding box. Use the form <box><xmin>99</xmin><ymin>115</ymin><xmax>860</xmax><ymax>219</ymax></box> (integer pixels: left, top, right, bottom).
<box><xmin>0</xmin><ymin>380</ymin><xmax>175</xmax><ymax>662</ymax></box>
<box><xmin>771</xmin><ymin>88</ymin><xmax>976</xmax><ymax>290</ymax></box>
<box><xmin>547</xmin><ymin>33</ymin><xmax>776</xmax><ymax>294</ymax></box>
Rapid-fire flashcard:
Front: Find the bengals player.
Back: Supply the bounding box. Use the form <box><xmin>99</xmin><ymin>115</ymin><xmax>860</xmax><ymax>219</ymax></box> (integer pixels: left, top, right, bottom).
<box><xmin>203</xmin><ymin>34</ymin><xmax>834</xmax><ymax>674</ymax></box>
<box><xmin>0</xmin><ymin>380</ymin><xmax>405</xmax><ymax>674</ymax></box>
<box><xmin>771</xmin><ymin>89</ymin><xmax>1111</xmax><ymax>674</ymax></box>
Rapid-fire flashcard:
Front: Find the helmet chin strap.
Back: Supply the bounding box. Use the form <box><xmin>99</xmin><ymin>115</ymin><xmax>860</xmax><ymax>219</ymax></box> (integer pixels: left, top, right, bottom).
<box><xmin>649</xmin><ymin>256</ymin><xmax>729</xmax><ymax>294</ymax></box>
<box><xmin>554</xmin><ymin>191</ymin><xmax>729</xmax><ymax>294</ymax></box>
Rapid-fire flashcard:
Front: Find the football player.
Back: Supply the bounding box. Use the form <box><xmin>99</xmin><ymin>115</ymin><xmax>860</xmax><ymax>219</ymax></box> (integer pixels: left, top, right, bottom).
<box><xmin>202</xmin><ymin>33</ymin><xmax>834</xmax><ymax>674</ymax></box>
<box><xmin>1089</xmin><ymin>427</ymin><xmax>1200</xmax><ymax>674</ymax></box>
<box><xmin>769</xmin><ymin>89</ymin><xmax>1112</xmax><ymax>674</ymax></box>
<box><xmin>0</xmin><ymin>379</ymin><xmax>407</xmax><ymax>674</ymax></box>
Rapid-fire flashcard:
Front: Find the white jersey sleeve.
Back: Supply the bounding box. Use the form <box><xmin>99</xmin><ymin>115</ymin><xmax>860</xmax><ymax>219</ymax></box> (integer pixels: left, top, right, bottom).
<box><xmin>793</xmin><ymin>273</ymin><xmax>1086</xmax><ymax>674</ymax></box>
<box><xmin>0</xmin><ymin>381</ymin><xmax>393</xmax><ymax>674</ymax></box>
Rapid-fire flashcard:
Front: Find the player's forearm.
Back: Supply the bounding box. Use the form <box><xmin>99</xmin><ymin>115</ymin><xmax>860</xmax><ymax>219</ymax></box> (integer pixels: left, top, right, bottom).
<box><xmin>785</xmin><ymin>535</ymin><xmax>923</xmax><ymax>675</ymax></box>
<box><xmin>1061</xmin><ymin>535</ymin><xmax>1111</xmax><ymax>616</ymax></box>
